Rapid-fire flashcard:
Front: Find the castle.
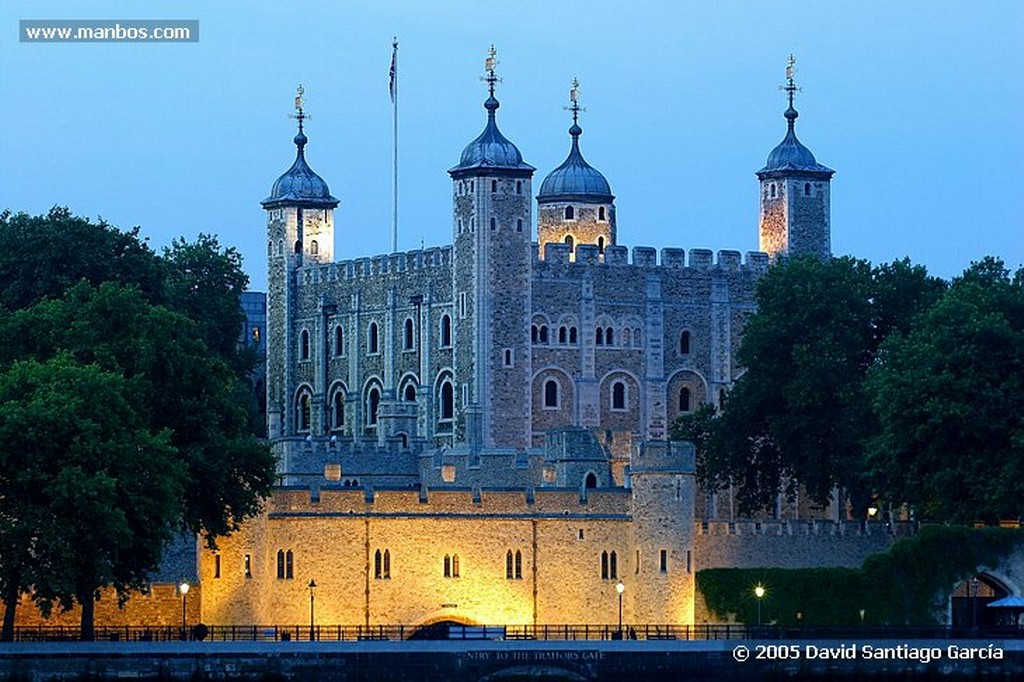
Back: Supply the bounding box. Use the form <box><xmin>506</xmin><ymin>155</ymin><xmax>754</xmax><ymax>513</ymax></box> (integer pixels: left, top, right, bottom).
<box><xmin>198</xmin><ymin>50</ymin><xmax>841</xmax><ymax>630</ymax></box>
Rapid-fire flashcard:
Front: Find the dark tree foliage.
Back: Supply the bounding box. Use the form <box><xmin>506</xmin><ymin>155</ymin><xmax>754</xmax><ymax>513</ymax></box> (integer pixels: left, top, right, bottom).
<box><xmin>0</xmin><ymin>356</ymin><xmax>183</xmax><ymax>640</ymax></box>
<box><xmin>686</xmin><ymin>256</ymin><xmax>945</xmax><ymax>517</ymax></box>
<box><xmin>0</xmin><ymin>207</ymin><xmax>165</xmax><ymax>310</ymax></box>
<box><xmin>0</xmin><ymin>209</ymin><xmax>274</xmax><ymax>638</ymax></box>
<box><xmin>867</xmin><ymin>258</ymin><xmax>1024</xmax><ymax>523</ymax></box>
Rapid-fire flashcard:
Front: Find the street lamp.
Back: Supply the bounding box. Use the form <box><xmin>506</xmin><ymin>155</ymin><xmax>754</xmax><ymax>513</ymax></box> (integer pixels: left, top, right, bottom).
<box><xmin>308</xmin><ymin>579</ymin><xmax>317</xmax><ymax>641</ymax></box>
<box><xmin>971</xmin><ymin>576</ymin><xmax>980</xmax><ymax>630</ymax></box>
<box><xmin>754</xmin><ymin>584</ymin><xmax>766</xmax><ymax>627</ymax></box>
<box><xmin>178</xmin><ymin>582</ymin><xmax>190</xmax><ymax>641</ymax></box>
<box><xmin>616</xmin><ymin>581</ymin><xmax>625</xmax><ymax>638</ymax></box>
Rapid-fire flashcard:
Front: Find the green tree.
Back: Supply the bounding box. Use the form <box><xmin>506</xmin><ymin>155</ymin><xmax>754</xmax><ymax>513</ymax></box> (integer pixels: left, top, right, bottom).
<box><xmin>0</xmin><ymin>207</ymin><xmax>165</xmax><ymax>310</ymax></box>
<box><xmin>690</xmin><ymin>256</ymin><xmax>944</xmax><ymax>516</ymax></box>
<box><xmin>0</xmin><ymin>282</ymin><xmax>275</xmax><ymax>544</ymax></box>
<box><xmin>0</xmin><ymin>356</ymin><xmax>184</xmax><ymax>641</ymax></box>
<box><xmin>867</xmin><ymin>258</ymin><xmax>1024</xmax><ymax>523</ymax></box>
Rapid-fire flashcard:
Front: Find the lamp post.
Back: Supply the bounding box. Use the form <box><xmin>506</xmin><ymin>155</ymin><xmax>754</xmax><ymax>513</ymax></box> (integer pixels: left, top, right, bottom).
<box><xmin>754</xmin><ymin>584</ymin><xmax>766</xmax><ymax>627</ymax></box>
<box><xmin>971</xmin><ymin>576</ymin><xmax>980</xmax><ymax>630</ymax></box>
<box><xmin>308</xmin><ymin>579</ymin><xmax>317</xmax><ymax>641</ymax></box>
<box><xmin>616</xmin><ymin>581</ymin><xmax>625</xmax><ymax>639</ymax></box>
<box><xmin>178</xmin><ymin>582</ymin><xmax>190</xmax><ymax>641</ymax></box>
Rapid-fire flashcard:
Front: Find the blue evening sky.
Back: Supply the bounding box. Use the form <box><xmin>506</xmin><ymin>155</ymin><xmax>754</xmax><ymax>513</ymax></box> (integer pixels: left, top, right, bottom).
<box><xmin>2</xmin><ymin>1</ymin><xmax>1021</xmax><ymax>291</ymax></box>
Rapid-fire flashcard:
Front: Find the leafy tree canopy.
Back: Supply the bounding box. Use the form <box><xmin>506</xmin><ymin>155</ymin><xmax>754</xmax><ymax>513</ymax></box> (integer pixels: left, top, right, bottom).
<box><xmin>866</xmin><ymin>257</ymin><xmax>1024</xmax><ymax>523</ymax></box>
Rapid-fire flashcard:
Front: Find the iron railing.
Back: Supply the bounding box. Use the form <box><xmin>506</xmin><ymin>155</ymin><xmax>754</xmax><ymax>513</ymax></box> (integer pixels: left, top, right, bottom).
<box><xmin>4</xmin><ymin>623</ymin><xmax>1023</xmax><ymax>643</ymax></box>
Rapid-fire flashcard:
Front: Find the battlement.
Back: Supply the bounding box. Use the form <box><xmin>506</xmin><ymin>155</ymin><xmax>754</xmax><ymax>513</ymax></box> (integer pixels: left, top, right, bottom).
<box><xmin>267</xmin><ymin>485</ymin><xmax>632</xmax><ymax>516</ymax></box>
<box><xmin>299</xmin><ymin>246</ymin><xmax>453</xmax><ymax>284</ymax></box>
<box><xmin>537</xmin><ymin>243</ymin><xmax>769</xmax><ymax>274</ymax></box>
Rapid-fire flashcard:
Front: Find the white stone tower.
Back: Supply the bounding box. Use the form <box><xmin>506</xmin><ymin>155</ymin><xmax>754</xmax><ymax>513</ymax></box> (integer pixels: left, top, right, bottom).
<box><xmin>536</xmin><ymin>78</ymin><xmax>616</xmax><ymax>261</ymax></box>
<box><xmin>447</xmin><ymin>47</ymin><xmax>535</xmax><ymax>450</ymax></box>
<box><xmin>757</xmin><ymin>56</ymin><xmax>834</xmax><ymax>260</ymax></box>
<box><xmin>261</xmin><ymin>87</ymin><xmax>339</xmax><ymax>460</ymax></box>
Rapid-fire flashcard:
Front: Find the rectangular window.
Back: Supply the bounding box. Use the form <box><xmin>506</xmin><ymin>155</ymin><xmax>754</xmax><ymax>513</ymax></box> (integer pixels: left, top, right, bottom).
<box><xmin>686</xmin><ymin>549</ymin><xmax>692</xmax><ymax>574</ymax></box>
<box><xmin>462</xmin><ymin>383</ymin><xmax>469</xmax><ymax>408</ymax></box>
<box><xmin>214</xmin><ymin>554</ymin><xmax>221</xmax><ymax>579</ymax></box>
<box><xmin>244</xmin><ymin>554</ymin><xmax>252</xmax><ymax>579</ymax></box>
<box><xmin>635</xmin><ymin>550</ymin><xmax>640</xmax><ymax>575</ymax></box>
<box><xmin>459</xmin><ymin>292</ymin><xmax>467</xmax><ymax>319</ymax></box>
<box><xmin>660</xmin><ymin>549</ymin><xmax>668</xmax><ymax>573</ymax></box>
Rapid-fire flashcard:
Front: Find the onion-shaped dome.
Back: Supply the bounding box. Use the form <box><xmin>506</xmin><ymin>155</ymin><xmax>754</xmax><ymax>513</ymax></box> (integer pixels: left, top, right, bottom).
<box><xmin>450</xmin><ymin>95</ymin><xmax>534</xmax><ymax>177</ymax></box>
<box><xmin>757</xmin><ymin>105</ymin><xmax>834</xmax><ymax>178</ymax></box>
<box><xmin>538</xmin><ymin>122</ymin><xmax>614</xmax><ymax>203</ymax></box>
<box><xmin>262</xmin><ymin>129</ymin><xmax>339</xmax><ymax>209</ymax></box>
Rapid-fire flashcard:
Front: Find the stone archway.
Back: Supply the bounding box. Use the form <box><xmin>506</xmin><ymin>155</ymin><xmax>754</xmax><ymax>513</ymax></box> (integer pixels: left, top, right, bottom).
<box><xmin>949</xmin><ymin>573</ymin><xmax>1010</xmax><ymax>628</ymax></box>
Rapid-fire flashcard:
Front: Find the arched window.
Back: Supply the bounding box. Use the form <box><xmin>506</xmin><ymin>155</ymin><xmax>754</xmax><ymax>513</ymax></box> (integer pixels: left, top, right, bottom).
<box><xmin>504</xmin><ymin>349</ymin><xmax>513</xmax><ymax>367</ymax></box>
<box><xmin>403</xmin><ymin>318</ymin><xmax>414</xmax><ymax>350</ymax></box>
<box><xmin>506</xmin><ymin>550</ymin><xmax>514</xmax><ymax>579</ymax></box>
<box><xmin>599</xmin><ymin>206</ymin><xmax>606</xmax><ymax>221</ymax></box>
<box><xmin>368</xmin><ymin>322</ymin><xmax>379</xmax><ymax>354</ymax></box>
<box><xmin>680</xmin><ymin>330</ymin><xmax>691</xmax><ymax>355</ymax></box>
<box><xmin>558</xmin><ymin>326</ymin><xmax>567</xmax><ymax>344</ymax></box>
<box><xmin>334</xmin><ymin>325</ymin><xmax>344</xmax><ymax>356</ymax></box>
<box><xmin>596</xmin><ymin>328</ymin><xmax>604</xmax><ymax>345</ymax></box>
<box><xmin>285</xmin><ymin>550</ymin><xmax>294</xmax><ymax>579</ymax></box>
<box><xmin>277</xmin><ymin>239</ymin><xmax>284</xmax><ymax>256</ymax></box>
<box><xmin>491</xmin><ymin>179</ymin><xmax>497</xmax><ymax>192</ymax></box>
<box><xmin>277</xmin><ymin>550</ymin><xmax>285</xmax><ymax>579</ymax></box>
<box><xmin>440</xmin><ymin>381</ymin><xmax>454</xmax><ymax>420</ymax></box>
<box><xmin>622</xmin><ymin>328</ymin><xmax>631</xmax><ymax>346</ymax></box>
<box><xmin>443</xmin><ymin>555</ymin><xmax>451</xmax><ymax>577</ymax></box>
<box><xmin>333</xmin><ymin>391</ymin><xmax>345</xmax><ymax>428</ymax></box>
<box><xmin>367</xmin><ymin>387</ymin><xmax>380</xmax><ymax>426</ymax></box>
<box><xmin>564</xmin><ymin>205</ymin><xmax>574</xmax><ymax>220</ymax></box>
<box><xmin>679</xmin><ymin>387</ymin><xmax>691</xmax><ymax>413</ymax></box>
<box><xmin>770</xmin><ymin>183</ymin><xmax>777</xmax><ymax>198</ymax></box>
<box><xmin>517</xmin><ymin>218</ymin><xmax>523</xmax><ymax>232</ymax></box>
<box><xmin>516</xmin><ymin>181</ymin><xmax>522</xmax><ymax>195</ymax></box>
<box><xmin>585</xmin><ymin>472</ymin><xmax>598</xmax><ymax>489</ymax></box>
<box><xmin>598</xmin><ymin>236</ymin><xmax>605</xmax><ymax>254</ymax></box>
<box><xmin>633</xmin><ymin>327</ymin><xmax>642</xmax><ymax>347</ymax></box>
<box><xmin>544</xmin><ymin>379</ymin><xmax>558</xmax><ymax>408</ymax></box>
<box><xmin>612</xmin><ymin>381</ymin><xmax>626</xmax><ymax>410</ymax></box>
<box><xmin>804</xmin><ymin>182</ymin><xmax>811</xmax><ymax>196</ymax></box>
<box><xmin>310</xmin><ymin>240</ymin><xmax>319</xmax><ymax>255</ymax></box>
<box><xmin>299</xmin><ymin>329</ymin><xmax>310</xmax><ymax>360</ymax></box>
<box><xmin>601</xmin><ymin>551</ymin><xmax>609</xmax><ymax>580</ymax></box>
<box><xmin>383</xmin><ymin>549</ymin><xmax>391</xmax><ymax>579</ymax></box>
<box><xmin>440</xmin><ymin>315</ymin><xmax>452</xmax><ymax>347</ymax></box>
<box><xmin>531</xmin><ymin>325</ymin><xmax>538</xmax><ymax>344</ymax></box>
<box><xmin>490</xmin><ymin>217</ymin><xmax>496</xmax><ymax>230</ymax></box>
<box><xmin>374</xmin><ymin>549</ymin><xmax>382</xmax><ymax>579</ymax></box>
<box><xmin>297</xmin><ymin>392</ymin><xmax>311</xmax><ymax>431</ymax></box>
<box><xmin>267</xmin><ymin>240</ymin><xmax>272</xmax><ymax>256</ymax></box>
<box><xmin>564</xmin><ymin>234</ymin><xmax>574</xmax><ymax>251</ymax></box>
<box><xmin>294</xmin><ymin>240</ymin><xmax>301</xmax><ymax>254</ymax></box>
<box><xmin>609</xmin><ymin>551</ymin><xmax>618</xmax><ymax>579</ymax></box>
<box><xmin>569</xmin><ymin>327</ymin><xmax>578</xmax><ymax>344</ymax></box>
<box><xmin>514</xmin><ymin>550</ymin><xmax>522</xmax><ymax>579</ymax></box>
<box><xmin>452</xmin><ymin>554</ymin><xmax>460</xmax><ymax>577</ymax></box>
<box><xmin>605</xmin><ymin>327</ymin><xmax>614</xmax><ymax>346</ymax></box>
<box><xmin>404</xmin><ymin>384</ymin><xmax>416</xmax><ymax>402</ymax></box>
<box><xmin>539</xmin><ymin>326</ymin><xmax>549</xmax><ymax>344</ymax></box>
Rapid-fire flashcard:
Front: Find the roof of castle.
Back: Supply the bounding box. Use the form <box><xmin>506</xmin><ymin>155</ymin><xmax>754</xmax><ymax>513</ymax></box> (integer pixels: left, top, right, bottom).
<box><xmin>538</xmin><ymin>121</ymin><xmax>614</xmax><ymax>204</ymax></box>
<box><xmin>262</xmin><ymin>118</ymin><xmax>339</xmax><ymax>210</ymax></box>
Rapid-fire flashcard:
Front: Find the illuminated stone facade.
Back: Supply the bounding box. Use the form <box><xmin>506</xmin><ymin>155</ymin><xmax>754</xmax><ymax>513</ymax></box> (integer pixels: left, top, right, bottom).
<box><xmin>197</xmin><ymin>62</ymin><xmax>834</xmax><ymax>630</ymax></box>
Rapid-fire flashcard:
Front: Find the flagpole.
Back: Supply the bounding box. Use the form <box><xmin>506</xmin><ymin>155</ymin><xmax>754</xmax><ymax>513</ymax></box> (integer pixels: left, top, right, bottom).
<box><xmin>391</xmin><ymin>38</ymin><xmax>398</xmax><ymax>254</ymax></box>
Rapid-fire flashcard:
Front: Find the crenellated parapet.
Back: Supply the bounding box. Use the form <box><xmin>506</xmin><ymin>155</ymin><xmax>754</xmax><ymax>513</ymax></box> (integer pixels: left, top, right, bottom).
<box><xmin>298</xmin><ymin>246</ymin><xmax>453</xmax><ymax>285</ymax></box>
<box><xmin>536</xmin><ymin>242</ymin><xmax>769</xmax><ymax>274</ymax></box>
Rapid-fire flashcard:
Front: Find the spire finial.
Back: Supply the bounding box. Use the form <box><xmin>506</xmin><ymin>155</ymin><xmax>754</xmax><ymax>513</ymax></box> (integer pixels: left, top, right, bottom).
<box><xmin>564</xmin><ymin>77</ymin><xmax>586</xmax><ymax>140</ymax></box>
<box><xmin>481</xmin><ymin>45</ymin><xmax>501</xmax><ymax>99</ymax></box>
<box><xmin>779</xmin><ymin>54</ymin><xmax>801</xmax><ymax>131</ymax></box>
<box><xmin>291</xmin><ymin>84</ymin><xmax>308</xmax><ymax>133</ymax></box>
